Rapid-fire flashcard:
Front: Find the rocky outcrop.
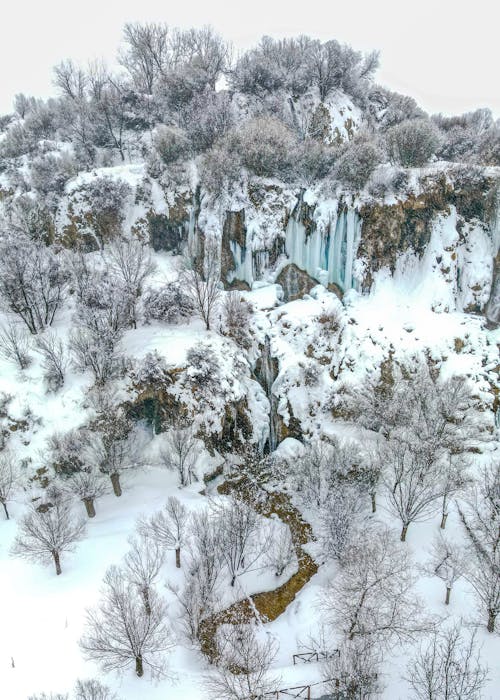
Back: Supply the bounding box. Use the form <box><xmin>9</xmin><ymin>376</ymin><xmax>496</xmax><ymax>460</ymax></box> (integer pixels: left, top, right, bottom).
<box><xmin>276</xmin><ymin>263</ymin><xmax>317</xmax><ymax>302</ymax></box>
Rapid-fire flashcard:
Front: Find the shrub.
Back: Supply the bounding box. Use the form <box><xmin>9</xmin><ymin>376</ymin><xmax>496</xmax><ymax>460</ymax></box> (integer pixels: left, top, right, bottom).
<box><xmin>143</xmin><ymin>283</ymin><xmax>194</xmax><ymax>325</ymax></box>
<box><xmin>199</xmin><ymin>142</ymin><xmax>243</xmax><ymax>196</ymax></box>
<box><xmin>334</xmin><ymin>135</ymin><xmax>382</xmax><ymax>189</ymax></box>
<box><xmin>385</xmin><ymin>118</ymin><xmax>441</xmax><ymax>167</ymax></box>
<box><xmin>152</xmin><ymin>125</ymin><xmax>191</xmax><ymax>165</ymax></box>
<box><xmin>233</xmin><ymin>116</ymin><xmax>297</xmax><ymax>178</ymax></box>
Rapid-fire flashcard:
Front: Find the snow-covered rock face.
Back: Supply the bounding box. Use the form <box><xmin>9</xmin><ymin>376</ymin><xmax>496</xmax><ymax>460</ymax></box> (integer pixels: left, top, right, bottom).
<box><xmin>214</xmin><ymin>169</ymin><xmax>500</xmax><ymax>319</ymax></box>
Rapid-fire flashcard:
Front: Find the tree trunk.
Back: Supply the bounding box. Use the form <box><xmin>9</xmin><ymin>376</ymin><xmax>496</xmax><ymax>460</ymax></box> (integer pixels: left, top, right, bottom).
<box><xmin>487</xmin><ymin>610</ymin><xmax>496</xmax><ymax>633</ymax></box>
<box><xmin>110</xmin><ymin>472</ymin><xmax>122</xmax><ymax>497</ymax></box>
<box><xmin>142</xmin><ymin>588</ymin><xmax>151</xmax><ymax>615</ymax></box>
<box><xmin>135</xmin><ymin>656</ymin><xmax>144</xmax><ymax>677</ymax></box>
<box><xmin>83</xmin><ymin>498</ymin><xmax>96</xmax><ymax>518</ymax></box>
<box><xmin>1</xmin><ymin>500</ymin><xmax>9</xmax><ymax>520</ymax></box>
<box><xmin>445</xmin><ymin>587</ymin><xmax>451</xmax><ymax>605</ymax></box>
<box><xmin>400</xmin><ymin>524</ymin><xmax>409</xmax><ymax>542</ymax></box>
<box><xmin>175</xmin><ymin>547</ymin><xmax>181</xmax><ymax>569</ymax></box>
<box><xmin>371</xmin><ymin>493</ymin><xmax>376</xmax><ymax>513</ymax></box>
<box><xmin>440</xmin><ymin>512</ymin><xmax>448</xmax><ymax>529</ymax></box>
<box><xmin>52</xmin><ymin>550</ymin><xmax>62</xmax><ymax>576</ymax></box>
<box><xmin>230</xmin><ymin>574</ymin><xmax>236</xmax><ymax>587</ymax></box>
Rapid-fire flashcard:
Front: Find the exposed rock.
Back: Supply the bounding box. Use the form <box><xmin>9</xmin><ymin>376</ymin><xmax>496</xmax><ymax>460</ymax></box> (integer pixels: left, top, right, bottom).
<box><xmin>276</xmin><ymin>263</ymin><xmax>316</xmax><ymax>302</ymax></box>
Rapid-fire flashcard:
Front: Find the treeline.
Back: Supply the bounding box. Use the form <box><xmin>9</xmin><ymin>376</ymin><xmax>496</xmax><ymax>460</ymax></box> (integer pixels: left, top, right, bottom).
<box><xmin>0</xmin><ymin>25</ymin><xmax>498</xmax><ymax>204</ymax></box>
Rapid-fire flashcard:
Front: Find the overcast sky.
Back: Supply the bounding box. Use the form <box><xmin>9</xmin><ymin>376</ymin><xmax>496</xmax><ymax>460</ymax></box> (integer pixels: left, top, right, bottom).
<box><xmin>1</xmin><ymin>0</ymin><xmax>498</xmax><ymax>117</ymax></box>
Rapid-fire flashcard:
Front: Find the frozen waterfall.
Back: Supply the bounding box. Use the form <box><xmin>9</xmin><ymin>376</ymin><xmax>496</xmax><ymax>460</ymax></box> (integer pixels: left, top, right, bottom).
<box><xmin>285</xmin><ymin>199</ymin><xmax>362</xmax><ymax>292</ymax></box>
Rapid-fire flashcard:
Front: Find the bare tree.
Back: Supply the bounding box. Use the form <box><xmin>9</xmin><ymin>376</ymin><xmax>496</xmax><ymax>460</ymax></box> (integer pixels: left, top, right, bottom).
<box><xmin>106</xmin><ymin>238</ymin><xmax>155</xmax><ymax>328</ymax></box>
<box><xmin>123</xmin><ymin>534</ymin><xmax>166</xmax><ymax>614</ymax></box>
<box><xmin>320</xmin><ymin>482</ymin><xmax>368</xmax><ymax>563</ymax></box>
<box><xmin>182</xmin><ymin>240</ymin><xmax>221</xmax><ymax>331</ymax></box>
<box><xmin>53</xmin><ymin>59</ymin><xmax>87</xmax><ymax>101</ymax></box>
<box><xmin>139</xmin><ymin>496</ymin><xmax>190</xmax><ymax>568</ymax></box>
<box><xmin>79</xmin><ymin>565</ymin><xmax>172</xmax><ymax>678</ymax></box>
<box><xmin>167</xmin><ymin>506</ymin><xmax>225</xmax><ymax>642</ymax></box>
<box><xmin>28</xmin><ymin>694</ymin><xmax>68</xmax><ymax>700</ymax></box>
<box><xmin>86</xmin><ymin>408</ymin><xmax>145</xmax><ymax>497</ymax></box>
<box><xmin>0</xmin><ymin>319</ymin><xmax>32</xmax><ymax>369</ymax></box>
<box><xmin>264</xmin><ymin>522</ymin><xmax>296</xmax><ymax>576</ymax></box>
<box><xmin>64</xmin><ymin>467</ymin><xmax>108</xmax><ymax>518</ymax></box>
<box><xmin>423</xmin><ymin>533</ymin><xmax>466</xmax><ymax>605</ymax></box>
<box><xmin>0</xmin><ymin>236</ymin><xmax>68</xmax><ymax>334</ymax></box>
<box><xmin>458</xmin><ymin>461</ymin><xmax>500</xmax><ymax>633</ymax></box>
<box><xmin>440</xmin><ymin>454</ymin><xmax>471</xmax><ymax>529</ymax></box>
<box><xmin>70</xmin><ymin>322</ymin><xmax>125</xmax><ymax>386</ymax></box>
<box><xmin>11</xmin><ymin>497</ymin><xmax>86</xmax><ymax>575</ymax></box>
<box><xmin>119</xmin><ymin>22</ymin><xmax>171</xmax><ymax>94</ymax></box>
<box><xmin>405</xmin><ymin>625</ymin><xmax>488</xmax><ymax>700</ymax></box>
<box><xmin>74</xmin><ymin>678</ymin><xmax>118</xmax><ymax>700</ymax></box>
<box><xmin>159</xmin><ymin>424</ymin><xmax>200</xmax><ymax>486</ymax></box>
<box><xmin>213</xmin><ymin>496</ymin><xmax>267</xmax><ymax>587</ymax></box>
<box><xmin>322</xmin><ymin>637</ymin><xmax>383</xmax><ymax>700</ymax></box>
<box><xmin>382</xmin><ymin>440</ymin><xmax>443</xmax><ymax>541</ymax></box>
<box><xmin>205</xmin><ymin>623</ymin><xmax>280</xmax><ymax>700</ymax></box>
<box><xmin>322</xmin><ymin>526</ymin><xmax>428</xmax><ymax>649</ymax></box>
<box><xmin>36</xmin><ymin>331</ymin><xmax>68</xmax><ymax>391</ymax></box>
<box><xmin>0</xmin><ymin>451</ymin><xmax>20</xmax><ymax>519</ymax></box>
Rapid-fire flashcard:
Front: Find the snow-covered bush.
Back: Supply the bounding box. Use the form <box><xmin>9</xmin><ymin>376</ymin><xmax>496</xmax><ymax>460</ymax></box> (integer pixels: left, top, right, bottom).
<box><xmin>132</xmin><ymin>350</ymin><xmax>169</xmax><ymax>386</ymax></box>
<box><xmin>152</xmin><ymin>125</ymin><xmax>191</xmax><ymax>165</ymax></box>
<box><xmin>30</xmin><ymin>152</ymin><xmax>78</xmax><ymax>203</ymax></box>
<box><xmin>294</xmin><ymin>139</ymin><xmax>335</xmax><ymax>185</ymax></box>
<box><xmin>368</xmin><ymin>86</ymin><xmax>425</xmax><ymax>130</ymax></box>
<box><xmin>385</xmin><ymin>118</ymin><xmax>441</xmax><ymax>167</ymax></box>
<box><xmin>334</xmin><ymin>135</ymin><xmax>382</xmax><ymax>189</ymax></box>
<box><xmin>180</xmin><ymin>89</ymin><xmax>233</xmax><ymax>152</ymax></box>
<box><xmin>0</xmin><ymin>121</ymin><xmax>38</xmax><ymax>159</ymax></box>
<box><xmin>185</xmin><ymin>342</ymin><xmax>220</xmax><ymax>393</ymax></box>
<box><xmin>142</xmin><ymin>282</ymin><xmax>194</xmax><ymax>324</ymax></box>
<box><xmin>78</xmin><ymin>177</ymin><xmax>131</xmax><ymax>246</ymax></box>
<box><xmin>199</xmin><ymin>142</ymin><xmax>243</xmax><ymax>195</ymax></box>
<box><xmin>232</xmin><ymin>116</ymin><xmax>297</xmax><ymax>178</ymax></box>
<box><xmin>219</xmin><ymin>292</ymin><xmax>253</xmax><ymax>349</ymax></box>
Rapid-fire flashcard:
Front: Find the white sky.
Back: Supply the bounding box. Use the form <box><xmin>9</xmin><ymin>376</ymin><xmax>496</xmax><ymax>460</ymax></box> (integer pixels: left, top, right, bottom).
<box><xmin>1</xmin><ymin>0</ymin><xmax>499</xmax><ymax>118</ymax></box>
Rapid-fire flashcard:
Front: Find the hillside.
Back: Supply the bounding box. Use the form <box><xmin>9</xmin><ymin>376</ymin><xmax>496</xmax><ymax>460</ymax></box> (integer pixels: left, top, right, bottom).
<box><xmin>0</xmin><ymin>25</ymin><xmax>499</xmax><ymax>700</ymax></box>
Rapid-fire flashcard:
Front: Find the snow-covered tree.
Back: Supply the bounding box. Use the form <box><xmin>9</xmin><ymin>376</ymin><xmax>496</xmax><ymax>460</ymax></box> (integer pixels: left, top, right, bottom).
<box><xmin>74</xmin><ymin>678</ymin><xmax>118</xmax><ymax>700</ymax></box>
<box><xmin>64</xmin><ymin>467</ymin><xmax>109</xmax><ymax>518</ymax></box>
<box><xmin>264</xmin><ymin>522</ymin><xmax>296</xmax><ymax>576</ymax></box>
<box><xmin>106</xmin><ymin>237</ymin><xmax>155</xmax><ymax>328</ymax></box>
<box><xmin>182</xmin><ymin>240</ymin><xmax>221</xmax><ymax>331</ymax></box>
<box><xmin>36</xmin><ymin>331</ymin><xmax>67</xmax><ymax>391</ymax></box>
<box><xmin>0</xmin><ymin>451</ymin><xmax>20</xmax><ymax>520</ymax></box>
<box><xmin>423</xmin><ymin>533</ymin><xmax>467</xmax><ymax>605</ymax></box>
<box><xmin>205</xmin><ymin>623</ymin><xmax>280</xmax><ymax>700</ymax></box>
<box><xmin>139</xmin><ymin>496</ymin><xmax>190</xmax><ymax>568</ymax></box>
<box><xmin>322</xmin><ymin>525</ymin><xmax>427</xmax><ymax>649</ymax></box>
<box><xmin>159</xmin><ymin>424</ymin><xmax>200</xmax><ymax>486</ymax></box>
<box><xmin>382</xmin><ymin>439</ymin><xmax>443</xmax><ymax>541</ymax></box>
<box><xmin>406</xmin><ymin>625</ymin><xmax>488</xmax><ymax>700</ymax></box>
<box><xmin>142</xmin><ymin>282</ymin><xmax>194</xmax><ymax>325</ymax></box>
<box><xmin>123</xmin><ymin>534</ymin><xmax>166</xmax><ymax>614</ymax></box>
<box><xmin>11</xmin><ymin>497</ymin><xmax>86</xmax><ymax>575</ymax></box>
<box><xmin>322</xmin><ymin>637</ymin><xmax>383</xmax><ymax>700</ymax></box>
<box><xmin>79</xmin><ymin>565</ymin><xmax>172</xmax><ymax>678</ymax></box>
<box><xmin>0</xmin><ymin>319</ymin><xmax>32</xmax><ymax>369</ymax></box>
<box><xmin>86</xmin><ymin>408</ymin><xmax>145</xmax><ymax>497</ymax></box>
<box><xmin>0</xmin><ymin>236</ymin><xmax>68</xmax><ymax>334</ymax></box>
<box><xmin>458</xmin><ymin>461</ymin><xmax>500</xmax><ymax>632</ymax></box>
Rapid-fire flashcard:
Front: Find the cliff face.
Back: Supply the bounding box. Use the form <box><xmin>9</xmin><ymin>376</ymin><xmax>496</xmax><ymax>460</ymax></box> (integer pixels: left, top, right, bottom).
<box><xmin>206</xmin><ymin>168</ymin><xmax>499</xmax><ymax>319</ymax></box>
<box><xmin>43</xmin><ymin>157</ymin><xmax>500</xmax><ymax>323</ymax></box>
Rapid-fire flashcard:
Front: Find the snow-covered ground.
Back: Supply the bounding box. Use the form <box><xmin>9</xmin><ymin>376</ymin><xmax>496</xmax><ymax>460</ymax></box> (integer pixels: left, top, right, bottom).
<box><xmin>0</xmin><ymin>245</ymin><xmax>499</xmax><ymax>698</ymax></box>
